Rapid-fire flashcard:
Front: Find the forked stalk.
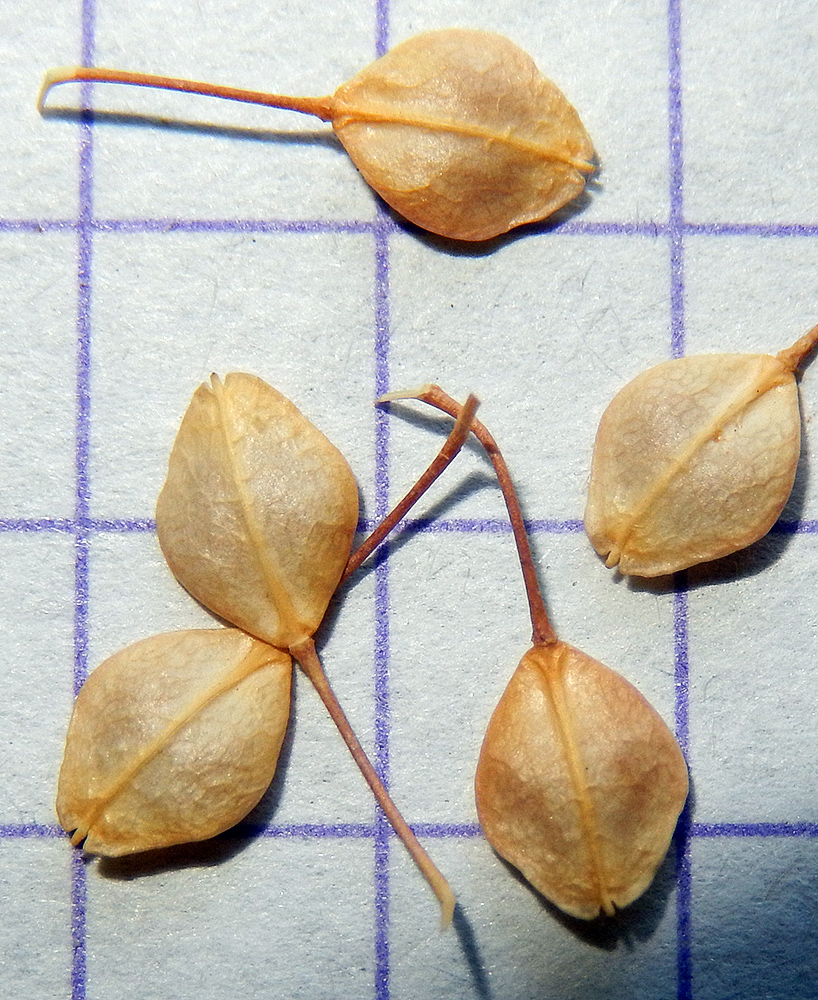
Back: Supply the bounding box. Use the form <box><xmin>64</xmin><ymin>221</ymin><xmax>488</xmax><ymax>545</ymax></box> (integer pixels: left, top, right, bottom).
<box><xmin>287</xmin><ymin>398</ymin><xmax>480</xmax><ymax>929</ymax></box>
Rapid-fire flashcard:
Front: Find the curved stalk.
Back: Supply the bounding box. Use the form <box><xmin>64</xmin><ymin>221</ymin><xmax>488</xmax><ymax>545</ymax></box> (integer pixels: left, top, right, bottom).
<box><xmin>380</xmin><ymin>385</ymin><xmax>557</xmax><ymax>647</ymax></box>
<box><xmin>343</xmin><ymin>393</ymin><xmax>479</xmax><ymax>582</ymax></box>
<box><xmin>290</xmin><ymin>637</ymin><xmax>455</xmax><ymax>928</ymax></box>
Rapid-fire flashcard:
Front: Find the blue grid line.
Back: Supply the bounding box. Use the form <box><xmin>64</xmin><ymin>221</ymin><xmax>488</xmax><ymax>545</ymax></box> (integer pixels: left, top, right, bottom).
<box><xmin>70</xmin><ymin>850</ymin><xmax>87</xmax><ymax>1000</ymax></box>
<box><xmin>0</xmin><ymin>824</ymin><xmax>66</xmax><ymax>837</ymax></box>
<box><xmin>6</xmin><ymin>515</ymin><xmax>818</xmax><ymax>537</ymax></box>
<box><xmin>667</xmin><ymin>0</ymin><xmax>685</xmax><ymax>362</ymax></box>
<box><xmin>673</xmin><ymin>585</ymin><xmax>690</xmax><ymax>760</ymax></box>
<box><xmin>0</xmin><ymin>518</ymin><xmax>156</xmax><ymax>532</ymax></box>
<box><xmin>692</xmin><ymin>822</ymin><xmax>818</xmax><ymax>838</ymax></box>
<box><xmin>673</xmin><ymin>580</ymin><xmax>693</xmax><ymax>1000</ymax></box>
<box><xmin>5</xmin><ymin>515</ymin><xmax>818</xmax><ymax>536</ymax></box>
<box><xmin>665</xmin><ymin>2</ymin><xmax>693</xmax><ymax>996</ymax></box>
<box><xmin>6</xmin><ymin>217</ymin><xmax>818</xmax><ymax>238</ymax></box>
<box><xmin>8</xmin><ymin>819</ymin><xmax>818</xmax><ymax>842</ymax></box>
<box><xmin>675</xmin><ymin>817</ymin><xmax>693</xmax><ymax>1000</ymax></box>
<box><xmin>66</xmin><ymin>6</ymin><xmax>97</xmax><ymax>1000</ymax></box>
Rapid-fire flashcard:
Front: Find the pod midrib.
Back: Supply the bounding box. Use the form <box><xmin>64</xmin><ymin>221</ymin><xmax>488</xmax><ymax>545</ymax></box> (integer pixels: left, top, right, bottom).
<box><xmin>68</xmin><ymin>642</ymin><xmax>278</xmax><ymax>845</ymax></box>
<box><xmin>332</xmin><ymin>103</ymin><xmax>590</xmax><ymax>170</ymax></box>
<box><xmin>606</xmin><ymin>357</ymin><xmax>790</xmax><ymax>568</ymax></box>
<box><xmin>212</xmin><ymin>378</ymin><xmax>305</xmax><ymax>641</ymax></box>
<box><xmin>538</xmin><ymin>646</ymin><xmax>614</xmax><ymax>917</ymax></box>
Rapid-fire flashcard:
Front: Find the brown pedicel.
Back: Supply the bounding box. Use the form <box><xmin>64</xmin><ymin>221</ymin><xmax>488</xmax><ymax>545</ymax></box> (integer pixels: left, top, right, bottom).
<box><xmin>38</xmin><ymin>29</ymin><xmax>594</xmax><ymax>241</ymax></box>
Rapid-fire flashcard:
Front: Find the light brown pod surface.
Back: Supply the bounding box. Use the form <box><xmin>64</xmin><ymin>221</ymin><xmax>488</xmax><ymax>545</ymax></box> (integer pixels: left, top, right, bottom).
<box><xmin>584</xmin><ymin>352</ymin><xmax>801</xmax><ymax>577</ymax></box>
<box><xmin>156</xmin><ymin>373</ymin><xmax>360</xmax><ymax>649</ymax></box>
<box><xmin>331</xmin><ymin>29</ymin><xmax>594</xmax><ymax>241</ymax></box>
<box><xmin>475</xmin><ymin>642</ymin><xmax>688</xmax><ymax>920</ymax></box>
<box><xmin>57</xmin><ymin>629</ymin><xmax>292</xmax><ymax>856</ymax></box>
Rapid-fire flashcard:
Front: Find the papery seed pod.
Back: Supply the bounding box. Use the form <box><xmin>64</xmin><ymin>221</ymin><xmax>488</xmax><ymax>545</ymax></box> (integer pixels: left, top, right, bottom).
<box><xmin>475</xmin><ymin>642</ymin><xmax>688</xmax><ymax>920</ymax></box>
<box><xmin>391</xmin><ymin>385</ymin><xmax>688</xmax><ymax>920</ymax></box>
<box><xmin>57</xmin><ymin>629</ymin><xmax>291</xmax><ymax>856</ymax></box>
<box><xmin>329</xmin><ymin>29</ymin><xmax>594</xmax><ymax>241</ymax></box>
<box><xmin>585</xmin><ymin>324</ymin><xmax>818</xmax><ymax>577</ymax></box>
<box><xmin>39</xmin><ymin>29</ymin><xmax>594</xmax><ymax>242</ymax></box>
<box><xmin>156</xmin><ymin>373</ymin><xmax>359</xmax><ymax>650</ymax></box>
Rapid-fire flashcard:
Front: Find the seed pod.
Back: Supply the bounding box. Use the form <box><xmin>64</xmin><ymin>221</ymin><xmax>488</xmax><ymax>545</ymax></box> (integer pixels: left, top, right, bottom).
<box><xmin>475</xmin><ymin>642</ymin><xmax>688</xmax><ymax>920</ymax></box>
<box><xmin>38</xmin><ymin>29</ymin><xmax>594</xmax><ymax>242</ymax></box>
<box><xmin>585</xmin><ymin>325</ymin><xmax>818</xmax><ymax>577</ymax></box>
<box><xmin>57</xmin><ymin>629</ymin><xmax>292</xmax><ymax>856</ymax></box>
<box><xmin>156</xmin><ymin>373</ymin><xmax>359</xmax><ymax>649</ymax></box>
<box><xmin>329</xmin><ymin>29</ymin><xmax>594</xmax><ymax>241</ymax></box>
<box><xmin>154</xmin><ymin>374</ymin><xmax>458</xmax><ymax>923</ymax></box>
<box><xmin>392</xmin><ymin>385</ymin><xmax>688</xmax><ymax>920</ymax></box>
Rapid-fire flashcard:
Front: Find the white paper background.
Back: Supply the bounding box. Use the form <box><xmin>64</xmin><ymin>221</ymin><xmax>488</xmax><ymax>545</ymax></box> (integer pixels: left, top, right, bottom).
<box><xmin>2</xmin><ymin>1</ymin><xmax>818</xmax><ymax>998</ymax></box>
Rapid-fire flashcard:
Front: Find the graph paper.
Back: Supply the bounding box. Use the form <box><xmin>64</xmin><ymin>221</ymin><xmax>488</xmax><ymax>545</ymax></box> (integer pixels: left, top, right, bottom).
<box><xmin>2</xmin><ymin>0</ymin><xmax>818</xmax><ymax>997</ymax></box>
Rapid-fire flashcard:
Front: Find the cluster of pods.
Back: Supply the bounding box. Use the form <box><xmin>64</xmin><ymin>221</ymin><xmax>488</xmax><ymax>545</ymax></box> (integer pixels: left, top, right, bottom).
<box><xmin>44</xmin><ymin>27</ymin><xmax>817</xmax><ymax>927</ymax></box>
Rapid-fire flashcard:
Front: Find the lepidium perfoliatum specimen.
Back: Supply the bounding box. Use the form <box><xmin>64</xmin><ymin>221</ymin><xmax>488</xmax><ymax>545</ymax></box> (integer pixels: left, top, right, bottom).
<box><xmin>58</xmin><ymin>374</ymin><xmax>478</xmax><ymax>925</ymax></box>
<box><xmin>38</xmin><ymin>29</ymin><xmax>594</xmax><ymax>241</ymax></box>
<box><xmin>384</xmin><ymin>385</ymin><xmax>689</xmax><ymax>920</ymax></box>
<box><xmin>585</xmin><ymin>322</ymin><xmax>818</xmax><ymax>577</ymax></box>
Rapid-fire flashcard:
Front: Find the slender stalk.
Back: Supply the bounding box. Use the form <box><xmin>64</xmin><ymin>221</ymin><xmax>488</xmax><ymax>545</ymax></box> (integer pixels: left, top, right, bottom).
<box><xmin>38</xmin><ymin>67</ymin><xmax>334</xmax><ymax>120</ymax></box>
<box><xmin>777</xmin><ymin>321</ymin><xmax>818</xmax><ymax>373</ymax></box>
<box><xmin>343</xmin><ymin>393</ymin><xmax>479</xmax><ymax>582</ymax></box>
<box><xmin>381</xmin><ymin>385</ymin><xmax>557</xmax><ymax>647</ymax></box>
<box><xmin>290</xmin><ymin>637</ymin><xmax>456</xmax><ymax>928</ymax></box>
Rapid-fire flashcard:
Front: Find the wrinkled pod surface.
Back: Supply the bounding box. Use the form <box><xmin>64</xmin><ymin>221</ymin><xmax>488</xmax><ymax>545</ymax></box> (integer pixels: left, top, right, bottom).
<box><xmin>585</xmin><ymin>325</ymin><xmax>818</xmax><ymax>576</ymax></box>
<box><xmin>475</xmin><ymin>641</ymin><xmax>689</xmax><ymax>920</ymax></box>
<box><xmin>391</xmin><ymin>385</ymin><xmax>689</xmax><ymax>920</ymax></box>
<box><xmin>58</xmin><ymin>629</ymin><xmax>292</xmax><ymax>855</ymax></box>
<box><xmin>39</xmin><ymin>29</ymin><xmax>594</xmax><ymax>242</ymax></box>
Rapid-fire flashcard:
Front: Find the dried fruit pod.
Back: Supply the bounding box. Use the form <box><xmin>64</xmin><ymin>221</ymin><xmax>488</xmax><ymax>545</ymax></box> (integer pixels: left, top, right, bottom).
<box><xmin>393</xmin><ymin>386</ymin><xmax>688</xmax><ymax>920</ymax></box>
<box><xmin>39</xmin><ymin>28</ymin><xmax>594</xmax><ymax>241</ymax></box>
<box><xmin>330</xmin><ymin>29</ymin><xmax>594</xmax><ymax>240</ymax></box>
<box><xmin>475</xmin><ymin>642</ymin><xmax>688</xmax><ymax>920</ymax></box>
<box><xmin>585</xmin><ymin>325</ymin><xmax>818</xmax><ymax>577</ymax></box>
<box><xmin>156</xmin><ymin>373</ymin><xmax>359</xmax><ymax>649</ymax></box>
<box><xmin>57</xmin><ymin>629</ymin><xmax>292</xmax><ymax>856</ymax></box>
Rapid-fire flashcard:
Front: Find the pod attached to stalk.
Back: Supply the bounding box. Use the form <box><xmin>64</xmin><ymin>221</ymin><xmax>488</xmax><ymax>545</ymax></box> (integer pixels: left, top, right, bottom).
<box><xmin>585</xmin><ymin>324</ymin><xmax>818</xmax><ymax>577</ymax></box>
<box><xmin>38</xmin><ymin>29</ymin><xmax>594</xmax><ymax>241</ymax></box>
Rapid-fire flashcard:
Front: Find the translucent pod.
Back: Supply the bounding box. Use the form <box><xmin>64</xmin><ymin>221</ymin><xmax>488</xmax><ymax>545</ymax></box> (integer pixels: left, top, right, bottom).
<box><xmin>156</xmin><ymin>373</ymin><xmax>360</xmax><ymax>649</ymax></box>
<box><xmin>57</xmin><ymin>629</ymin><xmax>292</xmax><ymax>856</ymax></box>
<box><xmin>154</xmin><ymin>374</ymin><xmax>458</xmax><ymax>923</ymax></box>
<box><xmin>585</xmin><ymin>326</ymin><xmax>818</xmax><ymax>577</ymax></box>
<box><xmin>393</xmin><ymin>386</ymin><xmax>688</xmax><ymax>921</ymax></box>
<box><xmin>475</xmin><ymin>642</ymin><xmax>688</xmax><ymax>920</ymax></box>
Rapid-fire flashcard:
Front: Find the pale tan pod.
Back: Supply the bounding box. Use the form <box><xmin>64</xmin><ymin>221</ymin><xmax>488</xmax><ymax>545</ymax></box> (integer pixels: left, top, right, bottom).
<box><xmin>475</xmin><ymin>642</ymin><xmax>688</xmax><ymax>920</ymax></box>
<box><xmin>57</xmin><ymin>629</ymin><xmax>292</xmax><ymax>856</ymax></box>
<box><xmin>332</xmin><ymin>29</ymin><xmax>594</xmax><ymax>241</ymax></box>
<box><xmin>584</xmin><ymin>352</ymin><xmax>800</xmax><ymax>577</ymax></box>
<box><xmin>156</xmin><ymin>373</ymin><xmax>360</xmax><ymax>649</ymax></box>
